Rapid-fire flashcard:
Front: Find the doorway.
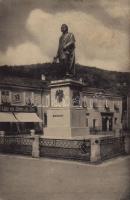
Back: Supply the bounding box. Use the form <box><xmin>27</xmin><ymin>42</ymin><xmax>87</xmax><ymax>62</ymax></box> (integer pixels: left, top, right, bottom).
<box><xmin>101</xmin><ymin>113</ymin><xmax>113</xmax><ymax>132</ymax></box>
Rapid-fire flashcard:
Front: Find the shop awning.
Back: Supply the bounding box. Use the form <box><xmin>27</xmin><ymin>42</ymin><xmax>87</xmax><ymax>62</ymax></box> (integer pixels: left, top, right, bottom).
<box><xmin>0</xmin><ymin>112</ymin><xmax>17</xmax><ymax>122</ymax></box>
<box><xmin>14</xmin><ymin>113</ymin><xmax>42</xmax><ymax>122</ymax></box>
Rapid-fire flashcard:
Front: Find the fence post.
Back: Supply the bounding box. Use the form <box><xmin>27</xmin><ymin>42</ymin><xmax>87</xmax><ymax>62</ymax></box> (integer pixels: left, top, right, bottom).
<box><xmin>0</xmin><ymin>131</ymin><xmax>5</xmax><ymax>137</ymax></box>
<box><xmin>90</xmin><ymin>138</ymin><xmax>101</xmax><ymax>163</ymax></box>
<box><xmin>32</xmin><ymin>135</ymin><xmax>40</xmax><ymax>158</ymax></box>
<box><xmin>30</xmin><ymin>129</ymin><xmax>35</xmax><ymax>137</ymax></box>
<box><xmin>124</xmin><ymin>136</ymin><xmax>130</xmax><ymax>154</ymax></box>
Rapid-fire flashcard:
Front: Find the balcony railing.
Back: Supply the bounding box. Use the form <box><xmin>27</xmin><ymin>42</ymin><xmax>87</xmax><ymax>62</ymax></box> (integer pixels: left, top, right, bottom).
<box><xmin>90</xmin><ymin>127</ymin><xmax>102</xmax><ymax>134</ymax></box>
<box><xmin>90</xmin><ymin>127</ymin><xmax>115</xmax><ymax>135</ymax></box>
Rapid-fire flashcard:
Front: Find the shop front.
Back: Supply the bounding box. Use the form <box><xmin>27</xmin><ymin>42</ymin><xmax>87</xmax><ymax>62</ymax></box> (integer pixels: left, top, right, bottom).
<box><xmin>0</xmin><ymin>105</ymin><xmax>42</xmax><ymax>135</ymax></box>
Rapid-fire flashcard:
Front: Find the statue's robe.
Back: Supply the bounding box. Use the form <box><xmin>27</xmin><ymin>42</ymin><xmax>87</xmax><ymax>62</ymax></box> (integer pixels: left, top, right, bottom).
<box><xmin>57</xmin><ymin>32</ymin><xmax>75</xmax><ymax>75</ymax></box>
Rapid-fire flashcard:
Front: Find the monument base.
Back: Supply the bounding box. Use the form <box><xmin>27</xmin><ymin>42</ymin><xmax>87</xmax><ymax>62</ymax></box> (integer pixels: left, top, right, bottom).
<box><xmin>44</xmin><ymin>107</ymin><xmax>90</xmax><ymax>139</ymax></box>
<box><xmin>43</xmin><ymin>78</ymin><xmax>89</xmax><ymax>139</ymax></box>
<box><xmin>44</xmin><ymin>127</ymin><xmax>90</xmax><ymax>139</ymax></box>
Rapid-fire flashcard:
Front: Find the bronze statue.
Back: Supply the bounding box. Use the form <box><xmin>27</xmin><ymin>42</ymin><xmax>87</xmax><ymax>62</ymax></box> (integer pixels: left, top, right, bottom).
<box><xmin>53</xmin><ymin>24</ymin><xmax>76</xmax><ymax>76</ymax></box>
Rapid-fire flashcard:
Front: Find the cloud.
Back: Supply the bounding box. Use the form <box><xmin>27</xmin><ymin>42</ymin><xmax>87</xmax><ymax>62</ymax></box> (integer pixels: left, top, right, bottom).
<box><xmin>0</xmin><ymin>0</ymin><xmax>129</xmax><ymax>52</ymax></box>
<box><xmin>0</xmin><ymin>0</ymin><xmax>77</xmax><ymax>52</ymax></box>
<box><xmin>0</xmin><ymin>42</ymin><xmax>48</xmax><ymax>65</ymax></box>
<box><xmin>25</xmin><ymin>9</ymin><xmax>130</xmax><ymax>71</ymax></box>
<box><xmin>0</xmin><ymin>4</ymin><xmax>129</xmax><ymax>72</ymax></box>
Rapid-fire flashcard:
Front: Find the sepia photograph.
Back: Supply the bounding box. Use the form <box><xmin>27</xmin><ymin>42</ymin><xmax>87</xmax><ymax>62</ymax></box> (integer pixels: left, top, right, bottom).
<box><xmin>0</xmin><ymin>0</ymin><xmax>130</xmax><ymax>199</ymax></box>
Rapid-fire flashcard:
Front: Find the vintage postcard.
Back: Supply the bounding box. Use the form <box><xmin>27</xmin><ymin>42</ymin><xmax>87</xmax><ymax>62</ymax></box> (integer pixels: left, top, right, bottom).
<box><xmin>0</xmin><ymin>0</ymin><xmax>130</xmax><ymax>200</ymax></box>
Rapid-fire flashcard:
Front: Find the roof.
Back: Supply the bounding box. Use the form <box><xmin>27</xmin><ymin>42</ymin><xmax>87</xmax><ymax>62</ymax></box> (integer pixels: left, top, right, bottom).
<box><xmin>82</xmin><ymin>86</ymin><xmax>121</xmax><ymax>98</ymax></box>
<box><xmin>0</xmin><ymin>75</ymin><xmax>122</xmax><ymax>98</ymax></box>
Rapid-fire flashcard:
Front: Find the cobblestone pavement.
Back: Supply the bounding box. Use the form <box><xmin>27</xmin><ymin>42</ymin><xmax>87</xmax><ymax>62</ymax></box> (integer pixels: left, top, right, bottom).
<box><xmin>0</xmin><ymin>154</ymin><xmax>130</xmax><ymax>200</ymax></box>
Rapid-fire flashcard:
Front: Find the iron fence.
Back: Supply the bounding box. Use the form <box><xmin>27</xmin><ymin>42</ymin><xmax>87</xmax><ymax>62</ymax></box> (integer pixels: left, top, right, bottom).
<box><xmin>0</xmin><ymin>135</ymin><xmax>128</xmax><ymax>162</ymax></box>
<box><xmin>40</xmin><ymin>138</ymin><xmax>91</xmax><ymax>161</ymax></box>
<box><xmin>100</xmin><ymin>136</ymin><xmax>125</xmax><ymax>160</ymax></box>
<box><xmin>0</xmin><ymin>136</ymin><xmax>33</xmax><ymax>155</ymax></box>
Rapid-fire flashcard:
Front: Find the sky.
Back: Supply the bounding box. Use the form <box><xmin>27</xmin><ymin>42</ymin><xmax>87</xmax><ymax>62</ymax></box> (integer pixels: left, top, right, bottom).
<box><xmin>0</xmin><ymin>0</ymin><xmax>130</xmax><ymax>72</ymax></box>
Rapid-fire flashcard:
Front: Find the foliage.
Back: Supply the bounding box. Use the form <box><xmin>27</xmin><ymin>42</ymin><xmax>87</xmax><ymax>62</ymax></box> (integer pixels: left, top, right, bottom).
<box><xmin>0</xmin><ymin>63</ymin><xmax>129</xmax><ymax>96</ymax></box>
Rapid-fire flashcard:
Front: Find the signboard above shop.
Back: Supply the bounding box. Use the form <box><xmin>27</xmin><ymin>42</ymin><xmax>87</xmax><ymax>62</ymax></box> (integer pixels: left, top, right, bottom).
<box><xmin>0</xmin><ymin>105</ymin><xmax>37</xmax><ymax>113</ymax></box>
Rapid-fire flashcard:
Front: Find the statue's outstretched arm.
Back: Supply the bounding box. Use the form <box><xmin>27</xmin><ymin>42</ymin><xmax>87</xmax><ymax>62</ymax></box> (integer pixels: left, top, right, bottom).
<box><xmin>53</xmin><ymin>41</ymin><xmax>60</xmax><ymax>63</ymax></box>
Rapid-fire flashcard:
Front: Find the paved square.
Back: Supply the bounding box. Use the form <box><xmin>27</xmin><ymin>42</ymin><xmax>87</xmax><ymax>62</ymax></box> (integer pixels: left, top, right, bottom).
<box><xmin>0</xmin><ymin>155</ymin><xmax>130</xmax><ymax>200</ymax></box>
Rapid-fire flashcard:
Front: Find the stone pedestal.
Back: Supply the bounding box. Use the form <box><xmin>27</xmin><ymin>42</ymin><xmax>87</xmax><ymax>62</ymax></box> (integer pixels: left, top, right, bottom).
<box><xmin>44</xmin><ymin>79</ymin><xmax>89</xmax><ymax>139</ymax></box>
<box><xmin>30</xmin><ymin>129</ymin><xmax>35</xmax><ymax>137</ymax></box>
<box><xmin>32</xmin><ymin>135</ymin><xmax>40</xmax><ymax>158</ymax></box>
<box><xmin>90</xmin><ymin>138</ymin><xmax>101</xmax><ymax>163</ymax></box>
<box><xmin>125</xmin><ymin>136</ymin><xmax>130</xmax><ymax>154</ymax></box>
<box><xmin>0</xmin><ymin>131</ymin><xmax>5</xmax><ymax>136</ymax></box>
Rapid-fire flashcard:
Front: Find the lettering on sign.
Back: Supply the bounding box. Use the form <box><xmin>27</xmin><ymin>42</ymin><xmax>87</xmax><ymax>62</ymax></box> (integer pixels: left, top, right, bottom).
<box><xmin>0</xmin><ymin>105</ymin><xmax>36</xmax><ymax>112</ymax></box>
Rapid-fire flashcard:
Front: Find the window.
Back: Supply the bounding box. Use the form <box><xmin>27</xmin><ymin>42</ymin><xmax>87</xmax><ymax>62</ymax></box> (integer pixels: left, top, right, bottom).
<box><xmin>86</xmin><ymin>118</ymin><xmax>88</xmax><ymax>127</ymax></box>
<box><xmin>2</xmin><ymin>91</ymin><xmax>9</xmax><ymax>96</ymax></box>
<box><xmin>1</xmin><ymin>90</ymin><xmax>10</xmax><ymax>104</ymax></box>
<box><xmin>44</xmin><ymin>113</ymin><xmax>47</xmax><ymax>126</ymax></box>
<box><xmin>114</xmin><ymin>103</ymin><xmax>119</xmax><ymax>112</ymax></box>
<box><xmin>114</xmin><ymin>118</ymin><xmax>117</xmax><ymax>125</ymax></box>
<box><xmin>93</xmin><ymin>101</ymin><xmax>98</xmax><ymax>109</ymax></box>
<box><xmin>34</xmin><ymin>93</ymin><xmax>41</xmax><ymax>106</ymax></box>
<box><xmin>25</xmin><ymin>92</ymin><xmax>34</xmax><ymax>106</ymax></box>
<box><xmin>104</xmin><ymin>100</ymin><xmax>110</xmax><ymax>111</ymax></box>
<box><xmin>46</xmin><ymin>95</ymin><xmax>50</xmax><ymax>107</ymax></box>
<box><xmin>12</xmin><ymin>92</ymin><xmax>23</xmax><ymax>104</ymax></box>
<box><xmin>90</xmin><ymin>99</ymin><xmax>93</xmax><ymax>108</ymax></box>
<box><xmin>82</xmin><ymin>96</ymin><xmax>87</xmax><ymax>108</ymax></box>
<box><xmin>93</xmin><ymin>119</ymin><xmax>96</xmax><ymax>128</ymax></box>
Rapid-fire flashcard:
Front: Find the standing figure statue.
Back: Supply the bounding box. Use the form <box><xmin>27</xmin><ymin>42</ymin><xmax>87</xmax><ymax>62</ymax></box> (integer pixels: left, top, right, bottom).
<box><xmin>53</xmin><ymin>24</ymin><xmax>76</xmax><ymax>77</ymax></box>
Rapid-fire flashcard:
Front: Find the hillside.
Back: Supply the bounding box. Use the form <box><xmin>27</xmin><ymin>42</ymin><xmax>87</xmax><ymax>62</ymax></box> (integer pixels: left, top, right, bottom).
<box><xmin>0</xmin><ymin>63</ymin><xmax>129</xmax><ymax>96</ymax></box>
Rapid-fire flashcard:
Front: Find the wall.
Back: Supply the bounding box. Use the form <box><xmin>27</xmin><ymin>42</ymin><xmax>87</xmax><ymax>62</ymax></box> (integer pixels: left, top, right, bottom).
<box><xmin>0</xmin><ymin>88</ymin><xmax>42</xmax><ymax>107</ymax></box>
<box><xmin>127</xmin><ymin>96</ymin><xmax>130</xmax><ymax>130</ymax></box>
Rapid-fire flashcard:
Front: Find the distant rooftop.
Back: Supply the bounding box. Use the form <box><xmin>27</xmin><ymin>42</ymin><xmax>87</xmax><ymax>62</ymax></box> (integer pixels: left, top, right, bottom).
<box><xmin>83</xmin><ymin>86</ymin><xmax>121</xmax><ymax>98</ymax></box>
<box><xmin>0</xmin><ymin>75</ymin><xmax>47</xmax><ymax>90</ymax></box>
<box><xmin>0</xmin><ymin>74</ymin><xmax>123</xmax><ymax>98</ymax></box>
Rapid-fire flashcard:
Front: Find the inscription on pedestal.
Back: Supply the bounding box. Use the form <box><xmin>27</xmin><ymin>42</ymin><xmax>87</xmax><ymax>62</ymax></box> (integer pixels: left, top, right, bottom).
<box><xmin>53</xmin><ymin>114</ymin><xmax>63</xmax><ymax>117</ymax></box>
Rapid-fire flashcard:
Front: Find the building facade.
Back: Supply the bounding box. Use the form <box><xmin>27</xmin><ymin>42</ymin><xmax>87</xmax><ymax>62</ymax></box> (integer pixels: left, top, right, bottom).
<box><xmin>0</xmin><ymin>77</ymin><xmax>47</xmax><ymax>134</ymax></box>
<box><xmin>0</xmin><ymin>77</ymin><xmax>122</xmax><ymax>136</ymax></box>
<box><xmin>82</xmin><ymin>88</ymin><xmax>122</xmax><ymax>135</ymax></box>
<box><xmin>127</xmin><ymin>94</ymin><xmax>130</xmax><ymax>131</ymax></box>
<box><xmin>123</xmin><ymin>93</ymin><xmax>130</xmax><ymax>132</ymax></box>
